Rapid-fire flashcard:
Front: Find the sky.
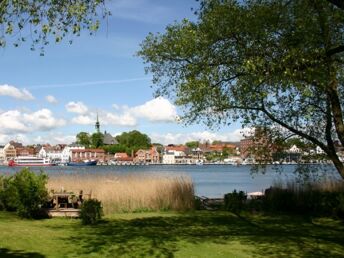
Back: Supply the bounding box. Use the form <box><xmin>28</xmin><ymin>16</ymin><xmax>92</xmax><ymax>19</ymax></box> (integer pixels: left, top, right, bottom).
<box><xmin>0</xmin><ymin>0</ymin><xmax>244</xmax><ymax>146</ymax></box>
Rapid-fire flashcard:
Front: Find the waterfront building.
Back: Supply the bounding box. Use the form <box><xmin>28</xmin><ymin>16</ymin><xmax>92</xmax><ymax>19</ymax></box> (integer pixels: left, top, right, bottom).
<box><xmin>113</xmin><ymin>152</ymin><xmax>134</xmax><ymax>163</ymax></box>
<box><xmin>3</xmin><ymin>143</ymin><xmax>16</xmax><ymax>160</ymax></box>
<box><xmin>61</xmin><ymin>144</ymin><xmax>86</xmax><ymax>163</ymax></box>
<box><xmin>15</xmin><ymin>147</ymin><xmax>35</xmax><ymax>156</ymax></box>
<box><xmin>288</xmin><ymin>145</ymin><xmax>301</xmax><ymax>153</ymax></box>
<box><xmin>38</xmin><ymin>146</ymin><xmax>64</xmax><ymax>161</ymax></box>
<box><xmin>162</xmin><ymin>152</ymin><xmax>176</xmax><ymax>164</ymax></box>
<box><xmin>71</xmin><ymin>148</ymin><xmax>105</xmax><ymax>162</ymax></box>
<box><xmin>134</xmin><ymin>147</ymin><xmax>160</xmax><ymax>164</ymax></box>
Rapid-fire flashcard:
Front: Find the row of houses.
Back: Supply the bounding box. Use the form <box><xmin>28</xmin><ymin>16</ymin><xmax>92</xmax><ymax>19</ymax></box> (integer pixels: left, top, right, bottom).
<box><xmin>0</xmin><ymin>140</ymin><xmax>245</xmax><ymax>164</ymax></box>
<box><xmin>0</xmin><ymin>142</ymin><xmax>106</xmax><ymax>163</ymax></box>
<box><xmin>1</xmin><ymin>137</ymin><xmax>336</xmax><ymax>165</ymax></box>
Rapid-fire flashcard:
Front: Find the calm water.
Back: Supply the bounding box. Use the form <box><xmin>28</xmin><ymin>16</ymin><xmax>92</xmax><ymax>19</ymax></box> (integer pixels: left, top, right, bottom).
<box><xmin>0</xmin><ymin>164</ymin><xmax>339</xmax><ymax>197</ymax></box>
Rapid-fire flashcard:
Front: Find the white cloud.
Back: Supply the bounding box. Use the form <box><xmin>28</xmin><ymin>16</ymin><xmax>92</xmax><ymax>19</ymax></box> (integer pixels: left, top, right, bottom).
<box><xmin>0</xmin><ymin>84</ymin><xmax>34</xmax><ymax>100</ymax></box>
<box><xmin>32</xmin><ymin>133</ymin><xmax>75</xmax><ymax>145</ymax></box>
<box><xmin>150</xmin><ymin>129</ymin><xmax>250</xmax><ymax>145</ymax></box>
<box><xmin>130</xmin><ymin>97</ymin><xmax>177</xmax><ymax>122</ymax></box>
<box><xmin>70</xmin><ymin>111</ymin><xmax>137</xmax><ymax>127</ymax></box>
<box><xmin>71</xmin><ymin>115</ymin><xmax>94</xmax><ymax>125</ymax></box>
<box><xmin>23</xmin><ymin>109</ymin><xmax>66</xmax><ymax>130</ymax></box>
<box><xmin>0</xmin><ymin>133</ymin><xmax>28</xmax><ymax>145</ymax></box>
<box><xmin>0</xmin><ymin>109</ymin><xmax>66</xmax><ymax>134</ymax></box>
<box><xmin>45</xmin><ymin>95</ymin><xmax>58</xmax><ymax>104</ymax></box>
<box><xmin>105</xmin><ymin>112</ymin><xmax>137</xmax><ymax>126</ymax></box>
<box><xmin>65</xmin><ymin>101</ymin><xmax>88</xmax><ymax>114</ymax></box>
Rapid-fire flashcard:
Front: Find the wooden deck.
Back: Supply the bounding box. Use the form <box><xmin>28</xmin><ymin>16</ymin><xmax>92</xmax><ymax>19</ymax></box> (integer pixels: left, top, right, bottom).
<box><xmin>45</xmin><ymin>208</ymin><xmax>81</xmax><ymax>218</ymax></box>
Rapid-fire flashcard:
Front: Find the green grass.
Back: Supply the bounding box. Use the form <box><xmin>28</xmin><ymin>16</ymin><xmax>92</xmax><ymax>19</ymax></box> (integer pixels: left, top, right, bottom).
<box><xmin>0</xmin><ymin>211</ymin><xmax>343</xmax><ymax>258</ymax></box>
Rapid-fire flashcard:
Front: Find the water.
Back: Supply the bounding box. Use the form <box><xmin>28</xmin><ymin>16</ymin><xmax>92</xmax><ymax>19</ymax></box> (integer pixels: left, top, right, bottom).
<box><xmin>0</xmin><ymin>164</ymin><xmax>339</xmax><ymax>197</ymax></box>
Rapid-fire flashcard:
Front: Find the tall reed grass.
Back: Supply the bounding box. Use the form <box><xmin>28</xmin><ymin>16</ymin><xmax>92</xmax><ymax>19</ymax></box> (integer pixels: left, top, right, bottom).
<box><xmin>265</xmin><ymin>178</ymin><xmax>344</xmax><ymax>217</ymax></box>
<box><xmin>47</xmin><ymin>173</ymin><xmax>195</xmax><ymax>214</ymax></box>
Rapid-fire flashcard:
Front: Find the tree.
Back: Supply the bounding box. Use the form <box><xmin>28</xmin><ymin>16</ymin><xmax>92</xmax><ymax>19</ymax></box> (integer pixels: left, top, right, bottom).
<box><xmin>76</xmin><ymin>132</ymin><xmax>91</xmax><ymax>147</ymax></box>
<box><xmin>0</xmin><ymin>0</ymin><xmax>108</xmax><ymax>54</ymax></box>
<box><xmin>139</xmin><ymin>0</ymin><xmax>344</xmax><ymax>178</ymax></box>
<box><xmin>91</xmin><ymin>132</ymin><xmax>104</xmax><ymax>148</ymax></box>
<box><xmin>116</xmin><ymin>130</ymin><xmax>151</xmax><ymax>149</ymax></box>
<box><xmin>185</xmin><ymin>141</ymin><xmax>199</xmax><ymax>148</ymax></box>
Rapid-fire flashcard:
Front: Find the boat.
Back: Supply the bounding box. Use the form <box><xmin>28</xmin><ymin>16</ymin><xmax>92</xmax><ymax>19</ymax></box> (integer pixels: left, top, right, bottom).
<box><xmin>195</xmin><ymin>159</ymin><xmax>204</xmax><ymax>166</ymax></box>
<box><xmin>8</xmin><ymin>156</ymin><xmax>54</xmax><ymax>167</ymax></box>
<box><xmin>67</xmin><ymin>160</ymin><xmax>97</xmax><ymax>166</ymax></box>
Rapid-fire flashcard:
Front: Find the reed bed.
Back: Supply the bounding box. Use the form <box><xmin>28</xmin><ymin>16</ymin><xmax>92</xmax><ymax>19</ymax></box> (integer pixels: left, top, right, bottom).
<box><xmin>47</xmin><ymin>173</ymin><xmax>195</xmax><ymax>214</ymax></box>
<box><xmin>265</xmin><ymin>178</ymin><xmax>344</xmax><ymax>216</ymax></box>
<box><xmin>273</xmin><ymin>178</ymin><xmax>344</xmax><ymax>193</ymax></box>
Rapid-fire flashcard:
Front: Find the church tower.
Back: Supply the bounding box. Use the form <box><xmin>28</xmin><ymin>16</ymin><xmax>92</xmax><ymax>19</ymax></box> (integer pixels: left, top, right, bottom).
<box><xmin>95</xmin><ymin>112</ymin><xmax>100</xmax><ymax>133</ymax></box>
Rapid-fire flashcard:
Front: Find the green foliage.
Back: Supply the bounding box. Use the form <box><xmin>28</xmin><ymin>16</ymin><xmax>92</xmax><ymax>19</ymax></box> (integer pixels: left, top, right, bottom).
<box><xmin>0</xmin><ymin>1</ymin><xmax>109</xmax><ymax>54</ymax></box>
<box><xmin>80</xmin><ymin>199</ymin><xmax>103</xmax><ymax>225</ymax></box>
<box><xmin>76</xmin><ymin>132</ymin><xmax>91</xmax><ymax>147</ymax></box>
<box><xmin>102</xmin><ymin>144</ymin><xmax>129</xmax><ymax>154</ymax></box>
<box><xmin>224</xmin><ymin>190</ymin><xmax>247</xmax><ymax>213</ymax></box>
<box><xmin>91</xmin><ymin>132</ymin><xmax>104</xmax><ymax>148</ymax></box>
<box><xmin>0</xmin><ymin>168</ymin><xmax>48</xmax><ymax>218</ymax></box>
<box><xmin>138</xmin><ymin>0</ymin><xmax>344</xmax><ymax>178</ymax></box>
<box><xmin>0</xmin><ymin>176</ymin><xmax>18</xmax><ymax>211</ymax></box>
<box><xmin>116</xmin><ymin>130</ymin><xmax>152</xmax><ymax>150</ymax></box>
<box><xmin>185</xmin><ymin>141</ymin><xmax>199</xmax><ymax>148</ymax></box>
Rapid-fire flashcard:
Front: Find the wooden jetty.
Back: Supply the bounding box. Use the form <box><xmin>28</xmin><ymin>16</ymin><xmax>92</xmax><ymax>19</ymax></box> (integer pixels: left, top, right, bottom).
<box><xmin>44</xmin><ymin>190</ymin><xmax>91</xmax><ymax>218</ymax></box>
<box><xmin>45</xmin><ymin>208</ymin><xmax>80</xmax><ymax>218</ymax></box>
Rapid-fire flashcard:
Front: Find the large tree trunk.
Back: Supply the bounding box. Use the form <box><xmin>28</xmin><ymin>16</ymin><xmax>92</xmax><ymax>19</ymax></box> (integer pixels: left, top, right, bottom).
<box><xmin>328</xmin><ymin>152</ymin><xmax>344</xmax><ymax>179</ymax></box>
<box><xmin>327</xmin><ymin>78</ymin><xmax>344</xmax><ymax>147</ymax></box>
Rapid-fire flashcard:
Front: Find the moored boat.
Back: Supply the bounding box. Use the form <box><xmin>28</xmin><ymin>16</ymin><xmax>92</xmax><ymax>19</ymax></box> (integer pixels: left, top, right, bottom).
<box><xmin>8</xmin><ymin>156</ymin><xmax>54</xmax><ymax>167</ymax></box>
<box><xmin>67</xmin><ymin>160</ymin><xmax>97</xmax><ymax>166</ymax></box>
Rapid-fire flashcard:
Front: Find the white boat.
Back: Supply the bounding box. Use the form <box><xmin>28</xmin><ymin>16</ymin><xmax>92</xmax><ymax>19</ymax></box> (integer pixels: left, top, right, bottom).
<box><xmin>195</xmin><ymin>159</ymin><xmax>204</xmax><ymax>165</ymax></box>
<box><xmin>8</xmin><ymin>156</ymin><xmax>54</xmax><ymax>167</ymax></box>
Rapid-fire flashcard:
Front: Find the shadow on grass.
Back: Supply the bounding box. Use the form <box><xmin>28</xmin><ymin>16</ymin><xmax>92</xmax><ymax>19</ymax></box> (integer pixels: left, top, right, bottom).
<box><xmin>48</xmin><ymin>212</ymin><xmax>344</xmax><ymax>257</ymax></box>
<box><xmin>0</xmin><ymin>248</ymin><xmax>45</xmax><ymax>258</ymax></box>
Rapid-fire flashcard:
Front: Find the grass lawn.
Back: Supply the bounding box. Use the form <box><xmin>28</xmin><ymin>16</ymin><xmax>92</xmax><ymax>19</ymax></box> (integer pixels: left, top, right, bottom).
<box><xmin>0</xmin><ymin>211</ymin><xmax>343</xmax><ymax>258</ymax></box>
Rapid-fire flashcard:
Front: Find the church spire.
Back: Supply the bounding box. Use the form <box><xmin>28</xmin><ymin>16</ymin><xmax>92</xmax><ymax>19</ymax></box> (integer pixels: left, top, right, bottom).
<box><xmin>95</xmin><ymin>112</ymin><xmax>100</xmax><ymax>133</ymax></box>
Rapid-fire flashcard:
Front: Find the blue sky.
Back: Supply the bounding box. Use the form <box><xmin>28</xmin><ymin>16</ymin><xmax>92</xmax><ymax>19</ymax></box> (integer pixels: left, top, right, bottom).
<box><xmin>0</xmin><ymin>0</ymin><xmax>243</xmax><ymax>145</ymax></box>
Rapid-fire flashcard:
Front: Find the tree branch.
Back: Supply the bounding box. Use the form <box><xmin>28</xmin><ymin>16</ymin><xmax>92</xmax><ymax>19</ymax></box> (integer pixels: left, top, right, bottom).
<box><xmin>326</xmin><ymin>45</ymin><xmax>344</xmax><ymax>57</ymax></box>
<box><xmin>327</xmin><ymin>0</ymin><xmax>344</xmax><ymax>10</ymax></box>
<box><xmin>260</xmin><ymin>103</ymin><xmax>329</xmax><ymax>152</ymax></box>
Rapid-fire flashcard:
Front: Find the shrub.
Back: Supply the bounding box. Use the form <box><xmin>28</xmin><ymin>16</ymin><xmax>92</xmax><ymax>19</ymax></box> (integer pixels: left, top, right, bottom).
<box><xmin>13</xmin><ymin>168</ymin><xmax>48</xmax><ymax>218</ymax></box>
<box><xmin>0</xmin><ymin>176</ymin><xmax>18</xmax><ymax>211</ymax></box>
<box><xmin>80</xmin><ymin>199</ymin><xmax>103</xmax><ymax>225</ymax></box>
<box><xmin>224</xmin><ymin>190</ymin><xmax>247</xmax><ymax>213</ymax></box>
<box><xmin>0</xmin><ymin>169</ymin><xmax>48</xmax><ymax>218</ymax></box>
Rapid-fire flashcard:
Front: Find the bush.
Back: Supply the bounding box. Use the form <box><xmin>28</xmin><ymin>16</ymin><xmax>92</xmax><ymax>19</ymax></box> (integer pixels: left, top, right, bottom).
<box><xmin>224</xmin><ymin>190</ymin><xmax>247</xmax><ymax>213</ymax></box>
<box><xmin>0</xmin><ymin>168</ymin><xmax>48</xmax><ymax>218</ymax></box>
<box><xmin>80</xmin><ymin>199</ymin><xmax>103</xmax><ymax>225</ymax></box>
<box><xmin>0</xmin><ymin>176</ymin><xmax>18</xmax><ymax>211</ymax></box>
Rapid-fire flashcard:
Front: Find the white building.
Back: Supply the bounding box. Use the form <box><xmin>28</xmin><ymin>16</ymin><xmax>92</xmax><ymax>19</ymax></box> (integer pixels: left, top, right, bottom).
<box><xmin>288</xmin><ymin>145</ymin><xmax>301</xmax><ymax>153</ymax></box>
<box><xmin>61</xmin><ymin>144</ymin><xmax>85</xmax><ymax>163</ymax></box>
<box><xmin>316</xmin><ymin>146</ymin><xmax>325</xmax><ymax>154</ymax></box>
<box><xmin>162</xmin><ymin>152</ymin><xmax>176</xmax><ymax>164</ymax></box>
<box><xmin>162</xmin><ymin>150</ymin><xmax>187</xmax><ymax>164</ymax></box>
<box><xmin>39</xmin><ymin>144</ymin><xmax>85</xmax><ymax>163</ymax></box>
<box><xmin>38</xmin><ymin>147</ymin><xmax>63</xmax><ymax>161</ymax></box>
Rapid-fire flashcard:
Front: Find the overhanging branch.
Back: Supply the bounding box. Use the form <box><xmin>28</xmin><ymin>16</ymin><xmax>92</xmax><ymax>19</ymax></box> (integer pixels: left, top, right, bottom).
<box><xmin>326</xmin><ymin>45</ymin><xmax>344</xmax><ymax>57</ymax></box>
<box><xmin>327</xmin><ymin>0</ymin><xmax>344</xmax><ymax>10</ymax></box>
<box><xmin>260</xmin><ymin>103</ymin><xmax>329</xmax><ymax>152</ymax></box>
